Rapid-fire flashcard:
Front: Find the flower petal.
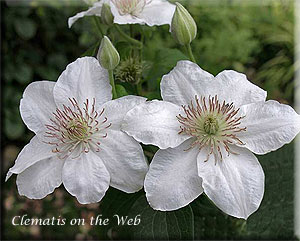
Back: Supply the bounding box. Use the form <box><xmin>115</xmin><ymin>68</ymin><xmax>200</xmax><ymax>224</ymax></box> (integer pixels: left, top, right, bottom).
<box><xmin>214</xmin><ymin>70</ymin><xmax>267</xmax><ymax>107</ymax></box>
<box><xmin>145</xmin><ymin>138</ymin><xmax>203</xmax><ymax>211</ymax></box>
<box><xmin>101</xmin><ymin>95</ymin><xmax>146</xmax><ymax>131</ymax></box>
<box><xmin>110</xmin><ymin>3</ymin><xmax>146</xmax><ymax>25</ymax></box>
<box><xmin>122</xmin><ymin>100</ymin><xmax>189</xmax><ymax>149</ymax></box>
<box><xmin>96</xmin><ymin>129</ymin><xmax>148</xmax><ymax>193</ymax></box>
<box><xmin>16</xmin><ymin>157</ymin><xmax>64</xmax><ymax>199</ymax></box>
<box><xmin>237</xmin><ymin>100</ymin><xmax>300</xmax><ymax>154</ymax></box>
<box><xmin>139</xmin><ymin>0</ymin><xmax>176</xmax><ymax>26</ymax></box>
<box><xmin>197</xmin><ymin>145</ymin><xmax>264</xmax><ymax>219</ymax></box>
<box><xmin>20</xmin><ymin>81</ymin><xmax>56</xmax><ymax>136</ymax></box>
<box><xmin>161</xmin><ymin>60</ymin><xmax>266</xmax><ymax>107</ymax></box>
<box><xmin>62</xmin><ymin>151</ymin><xmax>110</xmax><ymax>204</ymax></box>
<box><xmin>6</xmin><ymin>136</ymin><xmax>55</xmax><ymax>181</ymax></box>
<box><xmin>68</xmin><ymin>2</ymin><xmax>103</xmax><ymax>28</ymax></box>
<box><xmin>54</xmin><ymin>57</ymin><xmax>112</xmax><ymax>110</ymax></box>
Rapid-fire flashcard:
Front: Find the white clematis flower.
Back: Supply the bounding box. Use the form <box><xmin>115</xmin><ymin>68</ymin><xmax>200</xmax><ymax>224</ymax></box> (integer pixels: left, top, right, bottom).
<box><xmin>122</xmin><ymin>60</ymin><xmax>300</xmax><ymax>219</ymax></box>
<box><xmin>6</xmin><ymin>57</ymin><xmax>148</xmax><ymax>204</ymax></box>
<box><xmin>68</xmin><ymin>0</ymin><xmax>176</xmax><ymax>28</ymax></box>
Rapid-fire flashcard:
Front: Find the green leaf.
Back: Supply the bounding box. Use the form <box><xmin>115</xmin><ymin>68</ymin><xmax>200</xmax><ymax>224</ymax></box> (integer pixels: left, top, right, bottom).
<box><xmin>129</xmin><ymin>196</ymin><xmax>194</xmax><ymax>240</ymax></box>
<box><xmin>144</xmin><ymin>48</ymin><xmax>188</xmax><ymax>91</ymax></box>
<box><xmin>115</xmin><ymin>84</ymin><xmax>128</xmax><ymax>97</ymax></box>
<box><xmin>99</xmin><ymin>188</ymin><xmax>142</xmax><ymax>239</ymax></box>
<box><xmin>81</xmin><ymin>42</ymin><xmax>100</xmax><ymax>57</ymax></box>
<box><xmin>245</xmin><ymin>143</ymin><xmax>295</xmax><ymax>239</ymax></box>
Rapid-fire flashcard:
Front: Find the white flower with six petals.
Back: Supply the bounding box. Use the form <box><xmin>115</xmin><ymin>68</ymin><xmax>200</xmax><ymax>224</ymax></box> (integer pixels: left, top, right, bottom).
<box><xmin>6</xmin><ymin>57</ymin><xmax>148</xmax><ymax>204</ymax></box>
<box><xmin>121</xmin><ymin>60</ymin><xmax>300</xmax><ymax>219</ymax></box>
<box><xmin>68</xmin><ymin>0</ymin><xmax>176</xmax><ymax>28</ymax></box>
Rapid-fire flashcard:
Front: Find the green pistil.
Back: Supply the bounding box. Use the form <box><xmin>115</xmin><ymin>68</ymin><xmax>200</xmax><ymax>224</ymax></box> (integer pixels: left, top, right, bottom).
<box><xmin>203</xmin><ymin>116</ymin><xmax>219</xmax><ymax>135</ymax></box>
<box><xmin>68</xmin><ymin>121</ymin><xmax>90</xmax><ymax>141</ymax></box>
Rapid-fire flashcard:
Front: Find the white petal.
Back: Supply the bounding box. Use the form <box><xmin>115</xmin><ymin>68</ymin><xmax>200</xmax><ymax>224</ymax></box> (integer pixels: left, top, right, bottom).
<box><xmin>139</xmin><ymin>0</ymin><xmax>176</xmax><ymax>26</ymax></box>
<box><xmin>62</xmin><ymin>151</ymin><xmax>110</xmax><ymax>204</ymax></box>
<box><xmin>237</xmin><ymin>100</ymin><xmax>300</xmax><ymax>154</ymax></box>
<box><xmin>145</xmin><ymin>138</ymin><xmax>203</xmax><ymax>211</ymax></box>
<box><xmin>214</xmin><ymin>70</ymin><xmax>267</xmax><ymax>107</ymax></box>
<box><xmin>122</xmin><ymin>100</ymin><xmax>189</xmax><ymax>149</ymax></box>
<box><xmin>161</xmin><ymin>61</ymin><xmax>214</xmax><ymax>106</ymax></box>
<box><xmin>68</xmin><ymin>2</ymin><xmax>103</xmax><ymax>28</ymax></box>
<box><xmin>197</xmin><ymin>145</ymin><xmax>264</xmax><ymax>219</ymax></box>
<box><xmin>101</xmin><ymin>95</ymin><xmax>146</xmax><ymax>131</ymax></box>
<box><xmin>96</xmin><ymin>129</ymin><xmax>148</xmax><ymax>193</ymax></box>
<box><xmin>16</xmin><ymin>157</ymin><xmax>64</xmax><ymax>199</ymax></box>
<box><xmin>161</xmin><ymin>60</ymin><xmax>267</xmax><ymax>107</ymax></box>
<box><xmin>54</xmin><ymin>57</ymin><xmax>112</xmax><ymax>110</ymax></box>
<box><xmin>20</xmin><ymin>81</ymin><xmax>56</xmax><ymax>136</ymax></box>
<box><xmin>6</xmin><ymin>136</ymin><xmax>55</xmax><ymax>181</ymax></box>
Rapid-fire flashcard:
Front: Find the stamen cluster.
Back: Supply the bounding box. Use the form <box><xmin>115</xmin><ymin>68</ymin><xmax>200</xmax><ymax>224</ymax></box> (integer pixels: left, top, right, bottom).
<box><xmin>112</xmin><ymin>0</ymin><xmax>152</xmax><ymax>16</ymax></box>
<box><xmin>44</xmin><ymin>98</ymin><xmax>111</xmax><ymax>159</ymax></box>
<box><xmin>177</xmin><ymin>95</ymin><xmax>246</xmax><ymax>163</ymax></box>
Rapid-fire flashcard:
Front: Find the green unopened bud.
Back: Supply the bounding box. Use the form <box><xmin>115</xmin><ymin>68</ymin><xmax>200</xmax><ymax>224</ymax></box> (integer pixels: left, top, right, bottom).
<box><xmin>97</xmin><ymin>36</ymin><xmax>120</xmax><ymax>70</ymax></box>
<box><xmin>171</xmin><ymin>2</ymin><xmax>197</xmax><ymax>45</ymax></box>
<box><xmin>101</xmin><ymin>3</ymin><xmax>114</xmax><ymax>26</ymax></box>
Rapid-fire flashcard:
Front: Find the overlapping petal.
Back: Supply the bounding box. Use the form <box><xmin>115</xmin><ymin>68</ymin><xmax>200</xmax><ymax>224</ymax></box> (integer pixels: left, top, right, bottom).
<box><xmin>161</xmin><ymin>60</ymin><xmax>267</xmax><ymax>107</ymax></box>
<box><xmin>101</xmin><ymin>95</ymin><xmax>146</xmax><ymax>131</ymax></box>
<box><xmin>6</xmin><ymin>136</ymin><xmax>55</xmax><ymax>181</ymax></box>
<box><xmin>96</xmin><ymin>129</ymin><xmax>148</xmax><ymax>193</ymax></box>
<box><xmin>62</xmin><ymin>151</ymin><xmax>110</xmax><ymax>204</ymax></box>
<box><xmin>238</xmin><ymin>100</ymin><xmax>300</xmax><ymax>154</ymax></box>
<box><xmin>122</xmin><ymin>100</ymin><xmax>189</xmax><ymax>149</ymax></box>
<box><xmin>20</xmin><ymin>81</ymin><xmax>56</xmax><ymax>136</ymax></box>
<box><xmin>54</xmin><ymin>57</ymin><xmax>112</xmax><ymax>110</ymax></box>
<box><xmin>197</xmin><ymin>145</ymin><xmax>264</xmax><ymax>219</ymax></box>
<box><xmin>145</xmin><ymin>139</ymin><xmax>203</xmax><ymax>211</ymax></box>
<box><xmin>16</xmin><ymin>157</ymin><xmax>64</xmax><ymax>199</ymax></box>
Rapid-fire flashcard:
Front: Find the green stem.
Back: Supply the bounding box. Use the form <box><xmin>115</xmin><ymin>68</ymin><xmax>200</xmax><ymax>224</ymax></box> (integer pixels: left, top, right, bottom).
<box><xmin>130</xmin><ymin>24</ymin><xmax>134</xmax><ymax>38</ymax></box>
<box><xmin>93</xmin><ymin>16</ymin><xmax>104</xmax><ymax>37</ymax></box>
<box><xmin>136</xmin><ymin>81</ymin><xmax>143</xmax><ymax>96</ymax></box>
<box><xmin>108</xmin><ymin>70</ymin><xmax>117</xmax><ymax>99</ymax></box>
<box><xmin>115</xmin><ymin>24</ymin><xmax>142</xmax><ymax>49</ymax></box>
<box><xmin>185</xmin><ymin>44</ymin><xmax>196</xmax><ymax>63</ymax></box>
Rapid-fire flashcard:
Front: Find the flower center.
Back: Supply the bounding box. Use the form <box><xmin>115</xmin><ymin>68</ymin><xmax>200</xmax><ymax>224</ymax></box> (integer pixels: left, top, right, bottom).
<box><xmin>44</xmin><ymin>98</ymin><xmax>111</xmax><ymax>159</ymax></box>
<box><xmin>112</xmin><ymin>0</ymin><xmax>152</xmax><ymax>16</ymax></box>
<box><xmin>203</xmin><ymin>116</ymin><xmax>219</xmax><ymax>135</ymax></box>
<box><xmin>177</xmin><ymin>95</ymin><xmax>246</xmax><ymax>163</ymax></box>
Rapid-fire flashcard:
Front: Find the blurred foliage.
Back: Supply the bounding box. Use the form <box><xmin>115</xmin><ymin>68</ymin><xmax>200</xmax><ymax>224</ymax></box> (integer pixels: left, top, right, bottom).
<box><xmin>2</xmin><ymin>0</ymin><xmax>296</xmax><ymax>240</ymax></box>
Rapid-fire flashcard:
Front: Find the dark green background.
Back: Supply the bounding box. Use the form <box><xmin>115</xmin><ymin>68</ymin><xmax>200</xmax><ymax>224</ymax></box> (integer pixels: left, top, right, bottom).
<box><xmin>1</xmin><ymin>0</ymin><xmax>297</xmax><ymax>239</ymax></box>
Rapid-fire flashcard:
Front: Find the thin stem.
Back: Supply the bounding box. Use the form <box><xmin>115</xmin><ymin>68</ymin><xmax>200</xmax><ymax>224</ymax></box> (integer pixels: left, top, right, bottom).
<box><xmin>136</xmin><ymin>81</ymin><xmax>143</xmax><ymax>96</ymax></box>
<box><xmin>108</xmin><ymin>70</ymin><xmax>117</xmax><ymax>99</ymax></box>
<box><xmin>130</xmin><ymin>24</ymin><xmax>134</xmax><ymax>38</ymax></box>
<box><xmin>115</xmin><ymin>24</ymin><xmax>142</xmax><ymax>49</ymax></box>
<box><xmin>185</xmin><ymin>44</ymin><xmax>196</xmax><ymax>63</ymax></box>
<box><xmin>93</xmin><ymin>16</ymin><xmax>104</xmax><ymax>37</ymax></box>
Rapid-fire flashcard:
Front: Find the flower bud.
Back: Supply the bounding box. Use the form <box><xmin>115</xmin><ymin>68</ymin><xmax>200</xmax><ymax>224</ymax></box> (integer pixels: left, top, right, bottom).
<box><xmin>101</xmin><ymin>3</ymin><xmax>114</xmax><ymax>26</ymax></box>
<box><xmin>97</xmin><ymin>36</ymin><xmax>120</xmax><ymax>70</ymax></box>
<box><xmin>171</xmin><ymin>2</ymin><xmax>197</xmax><ymax>46</ymax></box>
